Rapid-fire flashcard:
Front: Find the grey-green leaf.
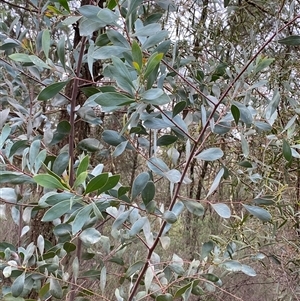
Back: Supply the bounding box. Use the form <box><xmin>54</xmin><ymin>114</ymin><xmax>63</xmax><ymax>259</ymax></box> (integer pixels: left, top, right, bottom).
<box><xmin>131</xmin><ymin>172</ymin><xmax>150</xmax><ymax>201</ymax></box>
<box><xmin>195</xmin><ymin>148</ymin><xmax>224</xmax><ymax>161</ymax></box>
<box><xmin>11</xmin><ymin>272</ymin><xmax>25</xmax><ymax>297</ymax></box>
<box><xmin>211</xmin><ymin>203</ymin><xmax>231</xmax><ymax>218</ymax></box>
<box><xmin>243</xmin><ymin>204</ymin><xmax>272</xmax><ymax>222</ymax></box>
<box><xmin>182</xmin><ymin>200</ymin><xmax>205</xmax><ymax>217</ymax></box>
<box><xmin>79</xmin><ymin>228</ymin><xmax>101</xmax><ymax>245</ymax></box>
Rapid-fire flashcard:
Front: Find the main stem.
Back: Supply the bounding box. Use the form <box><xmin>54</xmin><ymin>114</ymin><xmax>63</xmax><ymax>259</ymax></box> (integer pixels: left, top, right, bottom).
<box><xmin>68</xmin><ymin>37</ymin><xmax>86</xmax><ymax>301</ymax></box>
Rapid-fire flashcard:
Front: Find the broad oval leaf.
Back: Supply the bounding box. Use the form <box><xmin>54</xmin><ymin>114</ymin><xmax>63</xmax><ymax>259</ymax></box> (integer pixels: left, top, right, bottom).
<box><xmin>243</xmin><ymin>204</ymin><xmax>272</xmax><ymax>222</ymax></box>
<box><xmin>11</xmin><ymin>272</ymin><xmax>25</xmax><ymax>297</ymax></box>
<box><xmin>50</xmin><ymin>278</ymin><xmax>63</xmax><ymax>299</ymax></box>
<box><xmin>85</xmin><ymin>173</ymin><xmax>109</xmax><ymax>194</ymax></box>
<box><xmin>42</xmin><ymin>199</ymin><xmax>72</xmax><ymax>222</ymax></box>
<box><xmin>142</xmin><ymin>181</ymin><xmax>155</xmax><ymax>205</ymax></box>
<box><xmin>78</xmin><ymin>138</ymin><xmax>103</xmax><ymax>152</ymax></box>
<box><xmin>163</xmin><ymin>211</ymin><xmax>177</xmax><ymax>224</ymax></box>
<box><xmin>211</xmin><ymin>203</ymin><xmax>231</xmax><ymax>218</ymax></box>
<box><xmin>182</xmin><ymin>200</ymin><xmax>204</xmax><ymax>217</ymax></box>
<box><xmin>79</xmin><ymin>228</ymin><xmax>101</xmax><ymax>245</ymax></box>
<box><xmin>131</xmin><ymin>172</ymin><xmax>150</xmax><ymax>201</ymax></box>
<box><xmin>37</xmin><ymin>81</ymin><xmax>69</xmax><ymax>101</ymax></box>
<box><xmin>241</xmin><ymin>264</ymin><xmax>256</xmax><ymax>276</ymax></box>
<box><xmin>231</xmin><ymin>104</ymin><xmax>240</xmax><ymax>125</ymax></box>
<box><xmin>94</xmin><ymin>92</ymin><xmax>135</xmax><ymax>107</ymax></box>
<box><xmin>221</xmin><ymin>260</ymin><xmax>242</xmax><ymax>272</ymax></box>
<box><xmin>34</xmin><ymin>174</ymin><xmax>67</xmax><ymax>190</ymax></box>
<box><xmin>283</xmin><ymin>139</ymin><xmax>292</xmax><ymax>162</ymax></box>
<box><xmin>195</xmin><ymin>148</ymin><xmax>224</xmax><ymax>161</ymax></box>
<box><xmin>156</xmin><ymin>293</ymin><xmax>174</xmax><ymax>301</ymax></box>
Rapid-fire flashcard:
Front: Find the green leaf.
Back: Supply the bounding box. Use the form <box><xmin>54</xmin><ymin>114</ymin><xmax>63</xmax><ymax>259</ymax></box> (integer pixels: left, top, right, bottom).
<box><xmin>231</xmin><ymin>104</ymin><xmax>240</xmax><ymax>125</ymax></box>
<box><xmin>243</xmin><ymin>204</ymin><xmax>272</xmax><ymax>222</ymax></box>
<box><xmin>37</xmin><ymin>81</ymin><xmax>69</xmax><ymax>101</ymax></box>
<box><xmin>195</xmin><ymin>148</ymin><xmax>224</xmax><ymax>161</ymax></box>
<box><xmin>57</xmin><ymin>36</ymin><xmax>66</xmax><ymax>69</ymax></box>
<box><xmin>63</xmin><ymin>242</ymin><xmax>76</xmax><ymax>253</ymax></box>
<box><xmin>76</xmin><ymin>155</ymin><xmax>89</xmax><ymax>176</ymax></box>
<box><xmin>202</xmin><ymin>273</ymin><xmax>219</xmax><ymax>282</ymax></box>
<box><xmin>39</xmin><ymin>282</ymin><xmax>50</xmax><ymax>299</ymax></box>
<box><xmin>53</xmin><ymin>152</ymin><xmax>69</xmax><ymax>176</ymax></box>
<box><xmin>49</xmin><ymin>278</ymin><xmax>63</xmax><ymax>299</ymax></box>
<box><xmin>94</xmin><ymin>92</ymin><xmax>135</xmax><ymax>107</ymax></box>
<box><xmin>131</xmin><ymin>172</ymin><xmax>150</xmax><ymax>201</ymax></box>
<box><xmin>157</xmin><ymin>135</ymin><xmax>178</xmax><ymax>146</ymax></box>
<box><xmin>174</xmin><ymin>282</ymin><xmax>193</xmax><ymax>298</ymax></box>
<box><xmin>126</xmin><ymin>0</ymin><xmax>143</xmax><ymax>17</ymax></box>
<box><xmin>73</xmin><ymin>205</ymin><xmax>93</xmax><ymax>234</ymax></box>
<box><xmin>85</xmin><ymin>173</ymin><xmax>109</xmax><ymax>194</ymax></box>
<box><xmin>142</xmin><ymin>181</ymin><xmax>155</xmax><ymax>205</ymax></box>
<box><xmin>253</xmin><ymin>196</ymin><xmax>275</xmax><ymax>206</ymax></box>
<box><xmin>34</xmin><ymin>174</ymin><xmax>67</xmax><ymax>190</ymax></box>
<box><xmin>283</xmin><ymin>139</ymin><xmax>292</xmax><ymax>162</ymax></box>
<box><xmin>102</xmin><ymin>130</ymin><xmax>133</xmax><ymax>149</ymax></box>
<box><xmin>11</xmin><ymin>272</ymin><xmax>25</xmax><ymax>297</ymax></box>
<box><xmin>9</xmin><ymin>53</ymin><xmax>32</xmax><ymax>63</ymax></box>
<box><xmin>241</xmin><ymin>134</ymin><xmax>249</xmax><ymax>158</ymax></box>
<box><xmin>182</xmin><ymin>200</ymin><xmax>205</xmax><ymax>217</ymax></box>
<box><xmin>132</xmin><ymin>40</ymin><xmax>143</xmax><ymax>70</ymax></box>
<box><xmin>156</xmin><ymin>293</ymin><xmax>174</xmax><ymax>301</ymax></box>
<box><xmin>73</xmin><ymin>171</ymin><xmax>88</xmax><ymax>188</ymax></box>
<box><xmin>144</xmin><ymin>53</ymin><xmax>164</xmax><ymax>79</ymax></box>
<box><xmin>42</xmin><ymin>29</ymin><xmax>50</xmax><ymax>59</ymax></box>
<box><xmin>29</xmin><ymin>55</ymin><xmax>51</xmax><ymax>69</ymax></box>
<box><xmin>278</xmin><ymin>35</ymin><xmax>300</xmax><ymax>45</ymax></box>
<box><xmin>125</xmin><ymin>260</ymin><xmax>144</xmax><ymax>278</ymax></box>
<box><xmin>0</xmin><ymin>172</ymin><xmax>33</xmax><ymax>184</ymax></box>
<box><xmin>255</xmin><ymin>56</ymin><xmax>274</xmax><ymax>73</ymax></box>
<box><xmin>98</xmin><ymin>174</ymin><xmax>120</xmax><ymax>194</ymax></box>
<box><xmin>211</xmin><ymin>203</ymin><xmax>231</xmax><ymax>218</ymax></box>
<box><xmin>224</xmin><ymin>0</ymin><xmax>230</xmax><ymax>7</ymax></box>
<box><xmin>107</xmin><ymin>0</ymin><xmax>117</xmax><ymax>9</ymax></box>
<box><xmin>109</xmin><ymin>56</ymin><xmax>135</xmax><ymax>95</ymax></box>
<box><xmin>173</xmin><ymin>101</ymin><xmax>186</xmax><ymax>117</ymax></box>
<box><xmin>79</xmin><ymin>228</ymin><xmax>101</xmax><ymax>245</ymax></box>
<box><xmin>42</xmin><ymin>199</ymin><xmax>72</xmax><ymax>222</ymax></box>
<box><xmin>58</xmin><ymin>0</ymin><xmax>70</xmax><ymax>12</ymax></box>
<box><xmin>238</xmin><ymin>161</ymin><xmax>252</xmax><ymax>168</ymax></box>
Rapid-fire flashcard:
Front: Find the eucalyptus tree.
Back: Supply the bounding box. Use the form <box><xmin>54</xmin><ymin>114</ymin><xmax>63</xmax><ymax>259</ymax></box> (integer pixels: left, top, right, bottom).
<box><xmin>0</xmin><ymin>0</ymin><xmax>300</xmax><ymax>300</ymax></box>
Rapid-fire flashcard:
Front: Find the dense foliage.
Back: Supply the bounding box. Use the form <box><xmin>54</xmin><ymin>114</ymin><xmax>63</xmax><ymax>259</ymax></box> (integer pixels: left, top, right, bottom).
<box><xmin>1</xmin><ymin>0</ymin><xmax>300</xmax><ymax>300</ymax></box>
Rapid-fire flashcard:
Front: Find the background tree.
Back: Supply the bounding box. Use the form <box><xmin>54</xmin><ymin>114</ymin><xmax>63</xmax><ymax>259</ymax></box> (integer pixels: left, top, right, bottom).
<box><xmin>1</xmin><ymin>0</ymin><xmax>300</xmax><ymax>300</ymax></box>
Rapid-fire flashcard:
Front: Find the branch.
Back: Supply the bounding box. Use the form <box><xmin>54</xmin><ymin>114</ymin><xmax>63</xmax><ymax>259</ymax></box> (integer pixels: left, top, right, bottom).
<box><xmin>0</xmin><ymin>0</ymin><xmax>38</xmax><ymax>13</ymax></box>
<box><xmin>128</xmin><ymin>13</ymin><xmax>300</xmax><ymax>300</ymax></box>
